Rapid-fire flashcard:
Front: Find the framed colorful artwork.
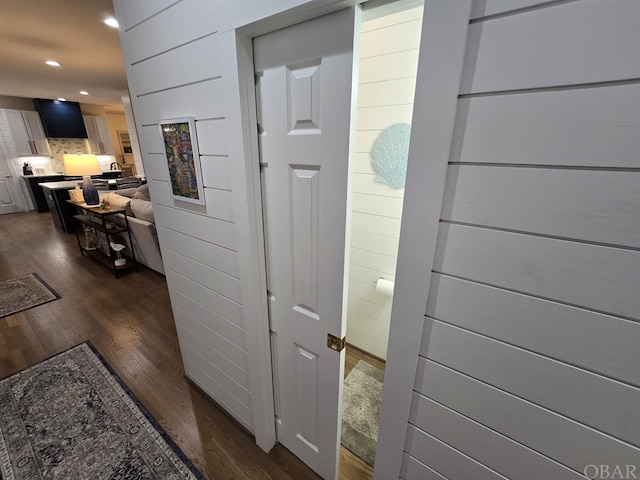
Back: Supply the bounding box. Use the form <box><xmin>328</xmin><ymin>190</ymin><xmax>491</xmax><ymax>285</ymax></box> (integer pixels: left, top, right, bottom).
<box><xmin>158</xmin><ymin>117</ymin><xmax>205</xmax><ymax>205</ymax></box>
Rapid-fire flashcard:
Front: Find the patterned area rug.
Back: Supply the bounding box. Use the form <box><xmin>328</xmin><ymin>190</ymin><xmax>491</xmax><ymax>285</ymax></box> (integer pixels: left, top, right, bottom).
<box><xmin>0</xmin><ymin>273</ymin><xmax>60</xmax><ymax>319</ymax></box>
<box><xmin>0</xmin><ymin>342</ymin><xmax>205</xmax><ymax>480</ymax></box>
<box><xmin>341</xmin><ymin>360</ymin><xmax>384</xmax><ymax>467</ymax></box>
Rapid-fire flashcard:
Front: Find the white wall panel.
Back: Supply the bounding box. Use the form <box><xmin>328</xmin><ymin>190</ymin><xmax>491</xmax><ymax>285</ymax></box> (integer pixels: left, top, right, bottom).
<box><xmin>451</xmin><ymin>84</ymin><xmax>640</xmax><ymax>167</ymax></box>
<box><xmin>356</xmin><ymin>104</ymin><xmax>415</xmax><ymax>131</ymax></box>
<box><xmin>116</xmin><ymin>0</ymin><xmax>177</xmax><ymax>32</ymax></box>
<box><xmin>154</xmin><ymin>204</ymin><xmax>235</xmax><ymax>251</ymax></box>
<box><xmin>160</xmin><ymin>227</ymin><xmax>238</xmax><ymax>278</ymax></box>
<box><xmin>180</xmin><ymin>343</ymin><xmax>254</xmax><ymax>431</ymax></box>
<box><xmin>140</xmin><ymin>155</ymin><xmax>167</xmax><ymax>182</ymax></box>
<box><xmin>461</xmin><ymin>0</ymin><xmax>640</xmax><ymax>93</ymax></box>
<box><xmin>421</xmin><ymin>319</ymin><xmax>640</xmax><ymax>446</ymax></box>
<box><xmin>199</xmin><ymin>156</ymin><xmax>232</xmax><ymax>191</ymax></box>
<box><xmin>349</xmin><ymin>280</ymin><xmax>396</xmax><ymax>309</ymax></box>
<box><xmin>133</xmin><ymin>79</ymin><xmax>225</xmax><ymax>126</ymax></box>
<box><xmin>409</xmin><ymin>395</ymin><xmax>584</xmax><ymax>480</ymax></box>
<box><xmin>352</xmin><ymin>193</ymin><xmax>404</xmax><ymax>218</ymax></box>
<box><xmin>163</xmin><ymin>250</ymin><xmax>241</xmax><ymax>304</ymax></box>
<box><xmin>167</xmin><ymin>272</ymin><xmax>244</xmax><ymax>330</ymax></box>
<box><xmin>350</xmin><ymin>247</ymin><xmax>397</xmax><ymax>276</ymax></box>
<box><xmin>414</xmin><ymin>360</ymin><xmax>640</xmax><ymax>472</ymax></box>
<box><xmin>353</xmin><ymin>152</ymin><xmax>375</xmax><ymax>174</ymax></box>
<box><xmin>380</xmin><ymin>2</ymin><xmax>640</xmax><ymax>478</ymax></box>
<box><xmin>359</xmin><ymin>18</ymin><xmax>423</xmax><ymax>59</ymax></box>
<box><xmin>174</xmin><ymin>307</ymin><xmax>248</xmax><ymax>378</ymax></box>
<box><xmin>351</xmin><ymin>229</ymin><xmax>400</xmax><ymax>257</ymax></box>
<box><xmin>176</xmin><ymin>323</ymin><xmax>251</xmax><ymax>406</ymax></box>
<box><xmin>400</xmin><ymin>453</ymin><xmax>447</xmax><ymax>480</ymax></box>
<box><xmin>442</xmin><ymin>166</ymin><xmax>640</xmax><ymax>247</ymax></box>
<box><xmin>196</xmin><ymin>119</ymin><xmax>228</xmax><ymax>156</ymax></box>
<box><xmin>129</xmin><ymin>35</ymin><xmax>224</xmax><ymax>96</ymax></box>
<box><xmin>434</xmin><ymin>223</ymin><xmax>640</xmax><ymax>320</ymax></box>
<box><xmin>427</xmin><ymin>274</ymin><xmax>640</xmax><ymax>387</ymax></box>
<box><xmin>170</xmin><ymin>290</ymin><xmax>245</xmax><ymax>350</ymax></box>
<box><xmin>358</xmin><ymin>49</ymin><xmax>420</xmax><ymax>85</ymax></box>
<box><xmin>151</xmin><ymin>178</ymin><xmax>234</xmax><ymax>223</ymax></box>
<box><xmin>470</xmin><ymin>0</ymin><xmax>554</xmax><ymax>19</ymax></box>
<box><xmin>404</xmin><ymin>424</ymin><xmax>505</xmax><ymax>480</ymax></box>
<box><xmin>358</xmin><ymin>78</ymin><xmax>417</xmax><ymax>108</ymax></box>
<box><xmin>351</xmin><ymin>212</ymin><xmax>401</xmax><ymax>238</ymax></box>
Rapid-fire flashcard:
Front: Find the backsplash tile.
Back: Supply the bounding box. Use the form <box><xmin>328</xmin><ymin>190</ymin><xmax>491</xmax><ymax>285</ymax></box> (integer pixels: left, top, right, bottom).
<box><xmin>47</xmin><ymin>138</ymin><xmax>88</xmax><ymax>172</ymax></box>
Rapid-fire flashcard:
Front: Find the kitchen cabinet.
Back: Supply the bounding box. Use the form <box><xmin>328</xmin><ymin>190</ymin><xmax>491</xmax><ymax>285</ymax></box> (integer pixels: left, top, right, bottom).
<box><xmin>83</xmin><ymin>115</ymin><xmax>114</xmax><ymax>154</ymax></box>
<box><xmin>23</xmin><ymin>174</ymin><xmax>65</xmax><ymax>212</ymax></box>
<box><xmin>4</xmin><ymin>110</ymin><xmax>51</xmax><ymax>156</ymax></box>
<box><xmin>40</xmin><ymin>181</ymin><xmax>79</xmax><ymax>233</ymax></box>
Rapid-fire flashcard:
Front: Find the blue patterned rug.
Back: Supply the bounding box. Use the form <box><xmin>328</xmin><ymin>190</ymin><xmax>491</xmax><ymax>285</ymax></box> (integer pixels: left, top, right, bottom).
<box><xmin>0</xmin><ymin>342</ymin><xmax>205</xmax><ymax>479</ymax></box>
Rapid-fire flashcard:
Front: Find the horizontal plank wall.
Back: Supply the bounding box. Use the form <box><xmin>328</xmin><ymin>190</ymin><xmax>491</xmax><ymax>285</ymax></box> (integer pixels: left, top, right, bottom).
<box><xmin>112</xmin><ymin>0</ymin><xmax>320</xmax><ymax>446</ymax></box>
<box><xmin>380</xmin><ymin>0</ymin><xmax>640</xmax><ymax>478</ymax></box>
<box><xmin>346</xmin><ymin>5</ymin><xmax>422</xmax><ymax>360</ymax></box>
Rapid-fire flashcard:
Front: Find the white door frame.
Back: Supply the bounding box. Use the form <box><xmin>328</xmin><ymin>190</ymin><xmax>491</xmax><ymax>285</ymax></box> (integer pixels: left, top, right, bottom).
<box><xmin>373</xmin><ymin>2</ymin><xmax>472</xmax><ymax>477</ymax></box>
<box><xmin>0</xmin><ymin>140</ymin><xmax>29</xmax><ymax>213</ymax></box>
<box><xmin>229</xmin><ymin>1</ymin><xmax>363</xmax><ymax>455</ymax></box>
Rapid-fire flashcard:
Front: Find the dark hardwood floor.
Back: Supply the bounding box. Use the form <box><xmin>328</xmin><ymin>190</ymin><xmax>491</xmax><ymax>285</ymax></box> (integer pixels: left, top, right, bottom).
<box><xmin>0</xmin><ymin>211</ymin><xmax>383</xmax><ymax>480</ymax></box>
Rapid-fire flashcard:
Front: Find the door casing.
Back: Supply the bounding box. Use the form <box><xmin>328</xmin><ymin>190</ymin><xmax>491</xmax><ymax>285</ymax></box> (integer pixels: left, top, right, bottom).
<box><xmin>230</xmin><ymin>0</ymin><xmax>381</xmax><ymax>468</ymax></box>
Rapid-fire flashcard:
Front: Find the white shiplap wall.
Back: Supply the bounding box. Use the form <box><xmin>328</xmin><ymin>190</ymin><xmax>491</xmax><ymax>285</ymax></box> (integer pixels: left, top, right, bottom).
<box><xmin>112</xmin><ymin>0</ymin><xmax>333</xmax><ymax>446</ymax></box>
<box><xmin>377</xmin><ymin>0</ymin><xmax>640</xmax><ymax>478</ymax></box>
<box><xmin>347</xmin><ymin>6</ymin><xmax>422</xmax><ymax>359</ymax></box>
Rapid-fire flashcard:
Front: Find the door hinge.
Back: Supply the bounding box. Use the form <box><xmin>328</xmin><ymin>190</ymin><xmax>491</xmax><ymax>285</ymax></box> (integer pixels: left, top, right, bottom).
<box><xmin>327</xmin><ymin>333</ymin><xmax>346</xmax><ymax>352</ymax></box>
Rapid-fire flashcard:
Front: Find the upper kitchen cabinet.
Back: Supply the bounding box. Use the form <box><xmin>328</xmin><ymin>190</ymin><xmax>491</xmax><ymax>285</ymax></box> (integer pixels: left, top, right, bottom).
<box><xmin>4</xmin><ymin>110</ymin><xmax>51</xmax><ymax>156</ymax></box>
<box><xmin>83</xmin><ymin>115</ymin><xmax>114</xmax><ymax>154</ymax></box>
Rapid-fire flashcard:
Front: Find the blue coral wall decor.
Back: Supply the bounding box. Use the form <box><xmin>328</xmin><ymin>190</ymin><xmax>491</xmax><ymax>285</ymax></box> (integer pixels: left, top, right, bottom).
<box><xmin>370</xmin><ymin>123</ymin><xmax>411</xmax><ymax>189</ymax></box>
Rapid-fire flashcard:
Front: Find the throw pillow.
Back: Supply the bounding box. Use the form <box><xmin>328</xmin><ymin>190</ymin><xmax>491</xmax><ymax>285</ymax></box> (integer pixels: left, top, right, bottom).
<box><xmin>104</xmin><ymin>192</ymin><xmax>131</xmax><ymax>210</ymax></box>
<box><xmin>130</xmin><ymin>199</ymin><xmax>155</xmax><ymax>223</ymax></box>
<box><xmin>134</xmin><ymin>183</ymin><xmax>151</xmax><ymax>201</ymax></box>
<box><xmin>114</xmin><ymin>187</ymin><xmax>138</xmax><ymax>198</ymax></box>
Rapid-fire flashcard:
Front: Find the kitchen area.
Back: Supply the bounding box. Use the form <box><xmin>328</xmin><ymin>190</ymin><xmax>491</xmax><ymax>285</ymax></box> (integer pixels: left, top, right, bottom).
<box><xmin>0</xmin><ymin>96</ymin><xmax>144</xmax><ymax>232</ymax></box>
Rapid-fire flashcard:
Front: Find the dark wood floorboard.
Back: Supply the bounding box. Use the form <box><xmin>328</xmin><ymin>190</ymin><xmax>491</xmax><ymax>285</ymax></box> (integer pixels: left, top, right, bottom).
<box><xmin>0</xmin><ymin>212</ymin><xmax>384</xmax><ymax>480</ymax></box>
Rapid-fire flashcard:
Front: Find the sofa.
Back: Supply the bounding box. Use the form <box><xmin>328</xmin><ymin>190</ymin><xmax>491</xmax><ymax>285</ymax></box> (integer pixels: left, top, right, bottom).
<box><xmin>99</xmin><ymin>185</ymin><xmax>164</xmax><ymax>274</ymax></box>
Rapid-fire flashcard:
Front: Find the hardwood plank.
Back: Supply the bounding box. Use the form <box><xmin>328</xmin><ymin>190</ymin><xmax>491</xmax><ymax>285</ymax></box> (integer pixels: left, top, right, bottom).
<box><xmin>0</xmin><ymin>211</ymin><xmax>321</xmax><ymax>480</ymax></box>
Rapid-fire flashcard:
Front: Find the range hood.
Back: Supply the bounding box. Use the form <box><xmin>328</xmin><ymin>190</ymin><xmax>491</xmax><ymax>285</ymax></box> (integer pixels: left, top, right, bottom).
<box><xmin>34</xmin><ymin>98</ymin><xmax>88</xmax><ymax>139</ymax></box>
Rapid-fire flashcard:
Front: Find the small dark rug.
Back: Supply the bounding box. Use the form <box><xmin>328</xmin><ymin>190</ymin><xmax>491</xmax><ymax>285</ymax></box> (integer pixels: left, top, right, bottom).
<box><xmin>341</xmin><ymin>360</ymin><xmax>384</xmax><ymax>467</ymax></box>
<box><xmin>0</xmin><ymin>342</ymin><xmax>205</xmax><ymax>480</ymax></box>
<box><xmin>0</xmin><ymin>273</ymin><xmax>60</xmax><ymax>319</ymax></box>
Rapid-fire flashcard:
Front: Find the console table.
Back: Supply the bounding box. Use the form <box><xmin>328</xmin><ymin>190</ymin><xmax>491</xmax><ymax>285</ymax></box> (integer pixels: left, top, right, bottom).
<box><xmin>67</xmin><ymin>200</ymin><xmax>139</xmax><ymax>278</ymax></box>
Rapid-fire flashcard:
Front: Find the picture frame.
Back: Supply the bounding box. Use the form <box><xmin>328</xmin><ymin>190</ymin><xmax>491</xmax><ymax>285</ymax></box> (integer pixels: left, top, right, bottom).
<box><xmin>158</xmin><ymin>117</ymin><xmax>205</xmax><ymax>205</ymax></box>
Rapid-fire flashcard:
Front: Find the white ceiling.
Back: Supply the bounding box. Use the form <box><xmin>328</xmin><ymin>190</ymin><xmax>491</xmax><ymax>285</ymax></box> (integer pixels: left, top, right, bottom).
<box><xmin>0</xmin><ymin>0</ymin><xmax>127</xmax><ymax>110</ymax></box>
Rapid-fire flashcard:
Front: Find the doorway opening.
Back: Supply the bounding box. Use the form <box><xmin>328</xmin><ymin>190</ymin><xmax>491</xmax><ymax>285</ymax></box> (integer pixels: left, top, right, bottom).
<box><xmin>340</xmin><ymin>2</ymin><xmax>423</xmax><ymax>478</ymax></box>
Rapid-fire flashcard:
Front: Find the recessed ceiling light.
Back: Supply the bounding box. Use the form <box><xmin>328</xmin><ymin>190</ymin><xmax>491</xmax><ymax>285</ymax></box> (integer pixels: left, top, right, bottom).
<box><xmin>79</xmin><ymin>91</ymin><xmax>89</xmax><ymax>95</ymax></box>
<box><xmin>46</xmin><ymin>60</ymin><xmax>61</xmax><ymax>67</ymax></box>
<box><xmin>104</xmin><ymin>18</ymin><xmax>119</xmax><ymax>28</ymax></box>
<box><xmin>57</xmin><ymin>98</ymin><xmax>66</xmax><ymax>102</ymax></box>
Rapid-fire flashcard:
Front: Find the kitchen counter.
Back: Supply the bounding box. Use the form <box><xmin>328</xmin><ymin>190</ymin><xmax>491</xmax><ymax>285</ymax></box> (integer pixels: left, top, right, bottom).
<box><xmin>22</xmin><ymin>174</ymin><xmax>65</xmax><ymax>212</ymax></box>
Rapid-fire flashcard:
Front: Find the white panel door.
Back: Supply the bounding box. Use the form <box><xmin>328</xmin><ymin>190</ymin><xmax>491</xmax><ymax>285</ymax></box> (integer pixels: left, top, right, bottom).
<box><xmin>0</xmin><ymin>147</ymin><xmax>22</xmax><ymax>214</ymax></box>
<box><xmin>254</xmin><ymin>8</ymin><xmax>359</xmax><ymax>479</ymax></box>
